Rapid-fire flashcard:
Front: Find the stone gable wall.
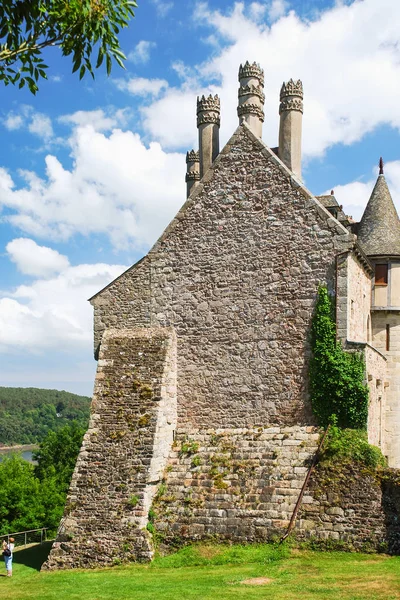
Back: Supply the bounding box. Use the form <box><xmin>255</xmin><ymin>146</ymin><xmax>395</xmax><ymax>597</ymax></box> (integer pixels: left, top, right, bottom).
<box><xmin>44</xmin><ymin>327</ymin><xmax>177</xmax><ymax>570</ymax></box>
<box><xmin>91</xmin><ymin>127</ymin><xmax>353</xmax><ymax>430</ymax></box>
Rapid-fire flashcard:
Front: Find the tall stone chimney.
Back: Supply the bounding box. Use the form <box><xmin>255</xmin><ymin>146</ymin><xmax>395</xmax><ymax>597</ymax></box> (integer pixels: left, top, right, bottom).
<box><xmin>197</xmin><ymin>94</ymin><xmax>220</xmax><ymax>179</ymax></box>
<box><xmin>237</xmin><ymin>61</ymin><xmax>265</xmax><ymax>138</ymax></box>
<box><xmin>278</xmin><ymin>79</ymin><xmax>303</xmax><ymax>179</ymax></box>
<box><xmin>185</xmin><ymin>150</ymin><xmax>200</xmax><ymax>198</ymax></box>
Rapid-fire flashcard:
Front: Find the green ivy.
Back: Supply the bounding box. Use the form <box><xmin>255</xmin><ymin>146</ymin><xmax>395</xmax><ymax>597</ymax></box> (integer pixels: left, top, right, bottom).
<box><xmin>310</xmin><ymin>286</ymin><xmax>369</xmax><ymax>429</ymax></box>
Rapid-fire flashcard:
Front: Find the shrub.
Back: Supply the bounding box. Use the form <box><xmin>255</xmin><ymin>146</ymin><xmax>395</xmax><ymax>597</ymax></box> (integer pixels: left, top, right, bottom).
<box><xmin>320</xmin><ymin>423</ymin><xmax>386</xmax><ymax>469</ymax></box>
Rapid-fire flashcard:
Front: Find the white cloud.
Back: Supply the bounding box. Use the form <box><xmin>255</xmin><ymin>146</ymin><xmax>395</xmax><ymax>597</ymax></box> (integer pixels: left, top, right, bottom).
<box><xmin>28</xmin><ymin>113</ymin><xmax>54</xmax><ymax>141</ymax></box>
<box><xmin>151</xmin><ymin>0</ymin><xmax>173</xmax><ymax>17</ymax></box>
<box><xmin>0</xmin><ymin>119</ymin><xmax>185</xmax><ymax>249</ymax></box>
<box><xmin>3</xmin><ymin>106</ymin><xmax>54</xmax><ymax>141</ymax></box>
<box><xmin>140</xmin><ymin>0</ymin><xmax>400</xmax><ymax>158</ymax></box>
<box><xmin>268</xmin><ymin>0</ymin><xmax>288</xmax><ymax>21</ymax></box>
<box><xmin>59</xmin><ymin>109</ymin><xmax>128</xmax><ymax>132</ymax></box>
<box><xmin>331</xmin><ymin>160</ymin><xmax>400</xmax><ymax>222</ymax></box>
<box><xmin>3</xmin><ymin>114</ymin><xmax>24</xmax><ymax>131</ymax></box>
<box><xmin>128</xmin><ymin>40</ymin><xmax>156</xmax><ymax>64</ymax></box>
<box><xmin>0</xmin><ymin>262</ymin><xmax>127</xmax><ymax>353</ymax></box>
<box><xmin>115</xmin><ymin>77</ymin><xmax>169</xmax><ymax>98</ymax></box>
<box><xmin>6</xmin><ymin>238</ymin><xmax>70</xmax><ymax>278</ymax></box>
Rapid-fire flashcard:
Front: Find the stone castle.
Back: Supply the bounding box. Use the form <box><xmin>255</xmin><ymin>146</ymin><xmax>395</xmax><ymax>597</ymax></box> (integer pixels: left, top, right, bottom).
<box><xmin>45</xmin><ymin>62</ymin><xmax>400</xmax><ymax>569</ymax></box>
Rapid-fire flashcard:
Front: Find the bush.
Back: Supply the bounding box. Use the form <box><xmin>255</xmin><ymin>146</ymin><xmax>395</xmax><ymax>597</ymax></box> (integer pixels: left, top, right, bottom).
<box><xmin>320</xmin><ymin>424</ymin><xmax>386</xmax><ymax>469</ymax></box>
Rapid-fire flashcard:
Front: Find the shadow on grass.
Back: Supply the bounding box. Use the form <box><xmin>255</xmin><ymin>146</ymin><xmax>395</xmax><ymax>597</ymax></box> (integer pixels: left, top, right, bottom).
<box><xmin>13</xmin><ymin>541</ymin><xmax>53</xmax><ymax>571</ymax></box>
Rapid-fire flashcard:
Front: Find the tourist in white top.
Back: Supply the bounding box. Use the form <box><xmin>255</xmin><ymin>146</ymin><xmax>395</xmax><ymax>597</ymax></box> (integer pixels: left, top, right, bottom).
<box><xmin>2</xmin><ymin>537</ymin><xmax>15</xmax><ymax>577</ymax></box>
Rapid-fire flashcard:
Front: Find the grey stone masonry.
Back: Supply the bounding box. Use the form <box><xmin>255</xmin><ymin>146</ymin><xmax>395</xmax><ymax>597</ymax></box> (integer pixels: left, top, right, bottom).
<box><xmin>43</xmin><ymin>327</ymin><xmax>177</xmax><ymax>570</ymax></box>
<box><xmin>153</xmin><ymin>427</ymin><xmax>320</xmax><ymax>543</ymax></box>
<box><xmin>153</xmin><ymin>428</ymin><xmax>399</xmax><ymax>552</ymax></box>
<box><xmin>91</xmin><ymin>124</ymin><xmax>354</xmax><ymax>430</ymax></box>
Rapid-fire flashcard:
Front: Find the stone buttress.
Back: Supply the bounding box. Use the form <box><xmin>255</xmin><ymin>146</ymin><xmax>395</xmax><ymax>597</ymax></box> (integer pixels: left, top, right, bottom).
<box><xmin>44</xmin><ymin>328</ymin><xmax>176</xmax><ymax>569</ymax></box>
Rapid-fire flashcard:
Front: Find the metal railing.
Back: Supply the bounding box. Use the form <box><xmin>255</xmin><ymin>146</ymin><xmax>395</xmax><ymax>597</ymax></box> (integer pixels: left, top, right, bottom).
<box><xmin>3</xmin><ymin>528</ymin><xmax>48</xmax><ymax>547</ymax></box>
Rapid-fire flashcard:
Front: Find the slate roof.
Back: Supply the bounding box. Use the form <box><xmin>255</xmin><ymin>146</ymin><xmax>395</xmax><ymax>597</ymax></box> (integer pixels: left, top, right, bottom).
<box><xmin>357</xmin><ymin>173</ymin><xmax>400</xmax><ymax>256</ymax></box>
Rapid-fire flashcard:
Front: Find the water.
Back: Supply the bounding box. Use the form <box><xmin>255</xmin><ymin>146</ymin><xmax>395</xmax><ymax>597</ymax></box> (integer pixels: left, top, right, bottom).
<box><xmin>0</xmin><ymin>447</ymin><xmax>38</xmax><ymax>464</ymax></box>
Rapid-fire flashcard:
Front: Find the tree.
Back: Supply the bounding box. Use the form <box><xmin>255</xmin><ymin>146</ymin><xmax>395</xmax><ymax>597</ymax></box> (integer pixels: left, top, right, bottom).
<box><xmin>34</xmin><ymin>421</ymin><xmax>85</xmax><ymax>490</ymax></box>
<box><xmin>0</xmin><ymin>0</ymin><xmax>137</xmax><ymax>94</ymax></box>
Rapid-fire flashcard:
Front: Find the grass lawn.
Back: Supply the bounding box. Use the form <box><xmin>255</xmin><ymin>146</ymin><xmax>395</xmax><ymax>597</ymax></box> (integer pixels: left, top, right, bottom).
<box><xmin>1</xmin><ymin>541</ymin><xmax>399</xmax><ymax>600</ymax></box>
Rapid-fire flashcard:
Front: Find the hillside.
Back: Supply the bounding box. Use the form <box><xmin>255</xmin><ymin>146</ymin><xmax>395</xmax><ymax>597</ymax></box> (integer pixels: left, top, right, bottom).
<box><xmin>0</xmin><ymin>387</ymin><xmax>91</xmax><ymax>445</ymax></box>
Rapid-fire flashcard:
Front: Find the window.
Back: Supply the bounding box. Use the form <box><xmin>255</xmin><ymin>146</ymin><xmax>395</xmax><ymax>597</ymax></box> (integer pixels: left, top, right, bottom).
<box><xmin>386</xmin><ymin>324</ymin><xmax>390</xmax><ymax>351</ymax></box>
<box><xmin>375</xmin><ymin>264</ymin><xmax>388</xmax><ymax>285</ymax></box>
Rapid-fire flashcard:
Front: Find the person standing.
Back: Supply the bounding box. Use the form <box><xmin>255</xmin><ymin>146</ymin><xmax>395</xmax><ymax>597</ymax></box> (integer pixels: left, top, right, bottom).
<box><xmin>2</xmin><ymin>537</ymin><xmax>15</xmax><ymax>577</ymax></box>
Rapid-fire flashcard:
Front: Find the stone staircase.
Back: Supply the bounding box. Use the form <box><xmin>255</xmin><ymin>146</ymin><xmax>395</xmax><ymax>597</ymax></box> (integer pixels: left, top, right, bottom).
<box><xmin>153</xmin><ymin>426</ymin><xmax>320</xmax><ymax>544</ymax></box>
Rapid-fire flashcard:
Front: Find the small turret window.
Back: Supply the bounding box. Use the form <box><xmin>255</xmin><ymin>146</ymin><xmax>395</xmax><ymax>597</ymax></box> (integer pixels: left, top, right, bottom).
<box><xmin>375</xmin><ymin>264</ymin><xmax>388</xmax><ymax>286</ymax></box>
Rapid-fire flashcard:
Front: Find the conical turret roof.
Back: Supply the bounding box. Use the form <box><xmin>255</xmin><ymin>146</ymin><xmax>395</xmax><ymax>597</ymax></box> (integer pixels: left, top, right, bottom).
<box><xmin>357</xmin><ymin>162</ymin><xmax>400</xmax><ymax>256</ymax></box>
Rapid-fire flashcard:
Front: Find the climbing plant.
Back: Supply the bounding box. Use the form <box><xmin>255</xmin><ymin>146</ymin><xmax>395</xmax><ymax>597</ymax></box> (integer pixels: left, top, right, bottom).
<box><xmin>309</xmin><ymin>286</ymin><xmax>369</xmax><ymax>429</ymax></box>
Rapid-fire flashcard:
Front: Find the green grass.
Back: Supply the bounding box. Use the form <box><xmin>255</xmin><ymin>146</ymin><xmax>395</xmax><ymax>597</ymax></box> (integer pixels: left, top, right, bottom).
<box><xmin>2</xmin><ymin>541</ymin><xmax>400</xmax><ymax>600</ymax></box>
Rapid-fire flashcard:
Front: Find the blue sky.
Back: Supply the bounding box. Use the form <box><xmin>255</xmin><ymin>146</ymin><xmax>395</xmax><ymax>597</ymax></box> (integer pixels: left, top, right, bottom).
<box><xmin>1</xmin><ymin>0</ymin><xmax>400</xmax><ymax>396</ymax></box>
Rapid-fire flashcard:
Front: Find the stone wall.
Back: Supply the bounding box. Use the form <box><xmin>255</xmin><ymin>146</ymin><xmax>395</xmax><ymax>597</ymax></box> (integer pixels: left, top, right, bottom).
<box><xmin>44</xmin><ymin>327</ymin><xmax>177</xmax><ymax>570</ymax></box>
<box><xmin>365</xmin><ymin>344</ymin><xmax>387</xmax><ymax>450</ymax></box>
<box><xmin>153</xmin><ymin>427</ymin><xmax>320</xmax><ymax>544</ymax></box>
<box><xmin>91</xmin><ymin>124</ymin><xmax>354</xmax><ymax>430</ymax></box>
<box><xmin>336</xmin><ymin>250</ymin><xmax>372</xmax><ymax>344</ymax></box>
<box><xmin>372</xmin><ymin>311</ymin><xmax>400</xmax><ymax>467</ymax></box>
<box><xmin>347</xmin><ymin>253</ymin><xmax>371</xmax><ymax>343</ymax></box>
<box><xmin>152</xmin><ymin>427</ymin><xmax>400</xmax><ymax>553</ymax></box>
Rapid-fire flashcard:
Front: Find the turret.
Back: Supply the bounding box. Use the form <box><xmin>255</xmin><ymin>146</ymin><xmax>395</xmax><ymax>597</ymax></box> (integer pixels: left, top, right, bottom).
<box><xmin>185</xmin><ymin>150</ymin><xmax>200</xmax><ymax>198</ymax></box>
<box><xmin>278</xmin><ymin>78</ymin><xmax>303</xmax><ymax>179</ymax></box>
<box><xmin>237</xmin><ymin>61</ymin><xmax>265</xmax><ymax>138</ymax></box>
<box><xmin>197</xmin><ymin>94</ymin><xmax>220</xmax><ymax>179</ymax></box>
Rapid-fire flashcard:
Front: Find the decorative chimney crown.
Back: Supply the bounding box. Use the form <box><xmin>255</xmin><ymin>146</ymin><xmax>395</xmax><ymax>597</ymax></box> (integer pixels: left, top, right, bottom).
<box><xmin>238</xmin><ymin>84</ymin><xmax>265</xmax><ymax>104</ymax></box>
<box><xmin>279</xmin><ymin>79</ymin><xmax>304</xmax><ymax>114</ymax></box>
<box><xmin>186</xmin><ymin>150</ymin><xmax>199</xmax><ymax>164</ymax></box>
<box><xmin>238</xmin><ymin>61</ymin><xmax>264</xmax><ymax>87</ymax></box>
<box><xmin>196</xmin><ymin>94</ymin><xmax>220</xmax><ymax>127</ymax></box>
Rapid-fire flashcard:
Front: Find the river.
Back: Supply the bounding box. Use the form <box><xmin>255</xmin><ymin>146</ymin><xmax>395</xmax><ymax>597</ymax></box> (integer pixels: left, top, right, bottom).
<box><xmin>0</xmin><ymin>445</ymin><xmax>38</xmax><ymax>463</ymax></box>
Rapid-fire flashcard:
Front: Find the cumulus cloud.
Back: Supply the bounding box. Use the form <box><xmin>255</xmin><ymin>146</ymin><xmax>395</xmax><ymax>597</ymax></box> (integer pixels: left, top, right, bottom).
<box><xmin>140</xmin><ymin>0</ymin><xmax>400</xmax><ymax>157</ymax></box>
<box><xmin>2</xmin><ymin>105</ymin><xmax>54</xmax><ymax>141</ymax></box>
<box><xmin>268</xmin><ymin>0</ymin><xmax>288</xmax><ymax>21</ymax></box>
<box><xmin>0</xmin><ymin>120</ymin><xmax>185</xmax><ymax>249</ymax></box>
<box><xmin>0</xmin><ymin>262</ymin><xmax>127</xmax><ymax>353</ymax></box>
<box><xmin>115</xmin><ymin>77</ymin><xmax>169</xmax><ymax>98</ymax></box>
<box><xmin>28</xmin><ymin>113</ymin><xmax>53</xmax><ymax>141</ymax></box>
<box><xmin>59</xmin><ymin>109</ymin><xmax>128</xmax><ymax>132</ymax></box>
<box><xmin>6</xmin><ymin>238</ymin><xmax>70</xmax><ymax>278</ymax></box>
<box><xmin>128</xmin><ymin>40</ymin><xmax>156</xmax><ymax>64</ymax></box>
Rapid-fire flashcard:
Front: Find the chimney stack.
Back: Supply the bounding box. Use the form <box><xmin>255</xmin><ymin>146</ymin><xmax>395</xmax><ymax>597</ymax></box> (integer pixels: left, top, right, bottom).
<box><xmin>197</xmin><ymin>94</ymin><xmax>220</xmax><ymax>179</ymax></box>
<box><xmin>185</xmin><ymin>150</ymin><xmax>200</xmax><ymax>198</ymax></box>
<box><xmin>278</xmin><ymin>79</ymin><xmax>303</xmax><ymax>179</ymax></box>
<box><xmin>237</xmin><ymin>61</ymin><xmax>265</xmax><ymax>138</ymax></box>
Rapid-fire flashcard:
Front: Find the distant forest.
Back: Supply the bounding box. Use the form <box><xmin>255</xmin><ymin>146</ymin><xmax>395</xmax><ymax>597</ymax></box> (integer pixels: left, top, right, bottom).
<box><xmin>0</xmin><ymin>387</ymin><xmax>91</xmax><ymax>445</ymax></box>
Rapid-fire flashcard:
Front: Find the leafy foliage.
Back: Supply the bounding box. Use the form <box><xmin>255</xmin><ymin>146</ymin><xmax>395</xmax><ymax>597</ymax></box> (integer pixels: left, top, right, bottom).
<box><xmin>320</xmin><ymin>423</ymin><xmax>386</xmax><ymax>469</ymax></box>
<box><xmin>0</xmin><ymin>0</ymin><xmax>137</xmax><ymax>93</ymax></box>
<box><xmin>0</xmin><ymin>423</ymin><xmax>85</xmax><ymax>535</ymax></box>
<box><xmin>0</xmin><ymin>387</ymin><xmax>90</xmax><ymax>445</ymax></box>
<box><xmin>310</xmin><ymin>286</ymin><xmax>369</xmax><ymax>429</ymax></box>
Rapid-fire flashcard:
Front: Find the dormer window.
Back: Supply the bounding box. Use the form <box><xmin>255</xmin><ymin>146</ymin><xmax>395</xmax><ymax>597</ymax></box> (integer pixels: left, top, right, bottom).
<box><xmin>375</xmin><ymin>264</ymin><xmax>388</xmax><ymax>286</ymax></box>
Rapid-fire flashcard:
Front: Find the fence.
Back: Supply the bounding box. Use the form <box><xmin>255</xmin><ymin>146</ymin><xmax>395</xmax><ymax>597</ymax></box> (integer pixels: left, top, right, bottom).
<box><xmin>3</xmin><ymin>528</ymin><xmax>48</xmax><ymax>547</ymax></box>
